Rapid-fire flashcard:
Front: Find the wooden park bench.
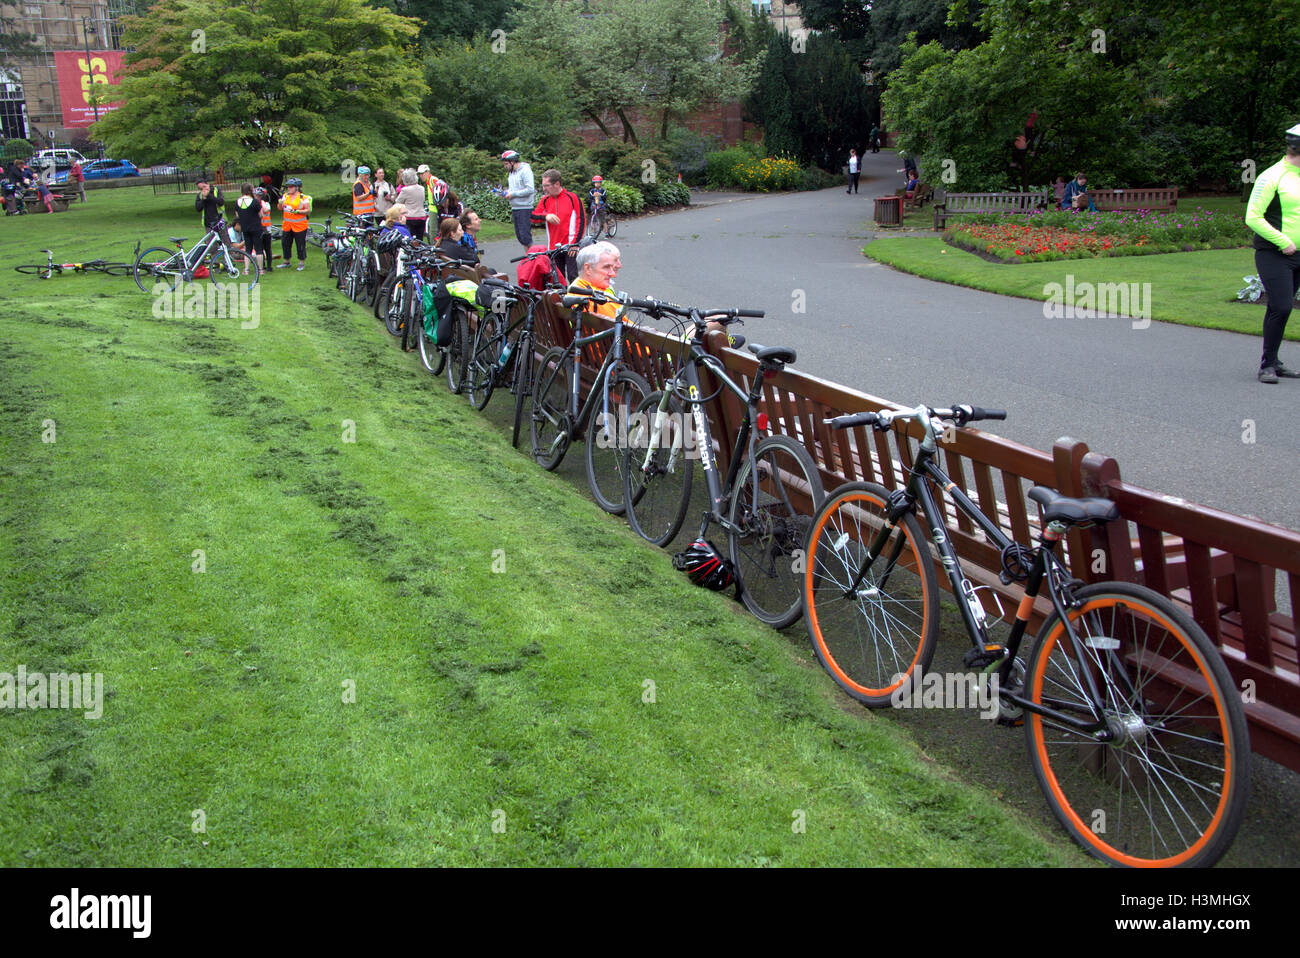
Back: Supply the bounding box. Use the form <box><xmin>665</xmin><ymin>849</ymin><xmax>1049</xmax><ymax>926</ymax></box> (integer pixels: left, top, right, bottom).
<box><xmin>1087</xmin><ymin>187</ymin><xmax>1178</xmax><ymax>212</ymax></box>
<box><xmin>23</xmin><ymin>188</ymin><xmax>72</xmax><ymax>213</ymax></box>
<box><xmin>896</xmin><ymin>181</ymin><xmax>934</xmax><ymax>214</ymax></box>
<box><xmin>932</xmin><ymin>189</ymin><xmax>1050</xmax><ymax>230</ymax></box>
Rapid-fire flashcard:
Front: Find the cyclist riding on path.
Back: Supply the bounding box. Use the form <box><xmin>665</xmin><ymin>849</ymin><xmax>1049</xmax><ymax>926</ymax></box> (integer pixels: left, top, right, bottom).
<box><xmin>589</xmin><ymin>176</ymin><xmax>608</xmax><ymax>217</ymax></box>
<box><xmin>532</xmin><ymin>168</ymin><xmax>587</xmax><ymax>282</ymax></box>
<box><xmin>352</xmin><ymin>166</ymin><xmax>377</xmax><ymax>225</ymax></box>
<box><xmin>1245</xmin><ymin>122</ymin><xmax>1300</xmax><ymax>383</ymax></box>
<box><xmin>500</xmin><ymin>150</ymin><xmax>536</xmax><ymax>249</ymax></box>
<box><xmin>278</xmin><ymin>177</ymin><xmax>312</xmax><ymax>271</ymax></box>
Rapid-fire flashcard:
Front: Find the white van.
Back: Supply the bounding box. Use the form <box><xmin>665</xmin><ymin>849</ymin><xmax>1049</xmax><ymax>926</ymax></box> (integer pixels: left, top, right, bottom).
<box><xmin>31</xmin><ymin>149</ymin><xmax>88</xmax><ymax>173</ymax></box>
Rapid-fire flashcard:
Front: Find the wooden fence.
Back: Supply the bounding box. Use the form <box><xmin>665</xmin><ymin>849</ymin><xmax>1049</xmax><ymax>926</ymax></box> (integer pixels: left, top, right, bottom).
<box><xmin>524</xmin><ymin>294</ymin><xmax>1300</xmax><ymax>771</ymax></box>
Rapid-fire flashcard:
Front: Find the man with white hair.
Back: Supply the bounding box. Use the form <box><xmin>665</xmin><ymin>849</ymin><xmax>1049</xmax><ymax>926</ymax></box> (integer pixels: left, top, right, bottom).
<box><xmin>568</xmin><ymin>241</ymin><xmax>623</xmax><ymax>319</ymax></box>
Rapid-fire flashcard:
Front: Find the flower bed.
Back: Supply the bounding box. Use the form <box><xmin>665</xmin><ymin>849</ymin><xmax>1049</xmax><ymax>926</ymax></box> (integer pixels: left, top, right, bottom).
<box><xmin>945</xmin><ymin>207</ymin><xmax>1249</xmax><ymax>263</ymax></box>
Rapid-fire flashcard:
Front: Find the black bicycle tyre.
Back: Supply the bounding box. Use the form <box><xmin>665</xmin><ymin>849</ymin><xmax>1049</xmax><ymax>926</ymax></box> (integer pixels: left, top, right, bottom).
<box><xmin>401</xmin><ymin>279</ymin><xmax>422</xmax><ymax>351</ymax></box>
<box><xmin>134</xmin><ymin>246</ymin><xmax>182</xmax><ymax>293</ymax></box>
<box><xmin>445</xmin><ymin>307</ymin><xmax>470</xmax><ymax>394</ymax></box>
<box><xmin>100</xmin><ymin>263</ymin><xmax>134</xmax><ymax>277</ymax></box>
<box><xmin>1023</xmin><ymin>581</ymin><xmax>1249</xmax><ymax>868</ymax></box>
<box><xmin>417</xmin><ymin>302</ymin><xmax>446</xmax><ymax>375</ymax></box>
<box><xmin>604</xmin><ymin>213</ymin><xmax>618</xmax><ymax>238</ymax></box>
<box><xmin>206</xmin><ymin>247</ymin><xmax>260</xmax><ymax>289</ymax></box>
<box><xmin>468</xmin><ymin>313</ymin><xmax>506</xmax><ymax>411</ymax></box>
<box><xmin>801</xmin><ymin>481</ymin><xmax>939</xmax><ymax>706</ymax></box>
<box><xmin>726</xmin><ymin>434</ymin><xmax>826</xmax><ymax>628</ymax></box>
<box><xmin>623</xmin><ymin>390</ymin><xmax>693</xmax><ymax>547</ymax></box>
<box><xmin>374</xmin><ymin>273</ymin><xmax>396</xmax><ymax>322</ymax></box>
<box><xmin>383</xmin><ymin>277</ymin><xmax>406</xmax><ymax>337</ymax></box>
<box><xmin>510</xmin><ymin>335</ymin><xmax>533</xmax><ymax>450</ymax></box>
<box><xmin>15</xmin><ymin>264</ymin><xmax>59</xmax><ymax>277</ymax></box>
<box><xmin>583</xmin><ymin>368</ymin><xmax>650</xmax><ymax>515</ymax></box>
<box><xmin>529</xmin><ymin>347</ymin><xmax>573</xmax><ymax>470</ymax></box>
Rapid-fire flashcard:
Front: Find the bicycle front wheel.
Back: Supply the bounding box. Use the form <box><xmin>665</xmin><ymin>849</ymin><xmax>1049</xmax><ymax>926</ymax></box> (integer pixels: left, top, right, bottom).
<box><xmin>802</xmin><ymin>481</ymin><xmax>938</xmax><ymax>706</ymax></box>
<box><xmin>15</xmin><ymin>264</ymin><xmax>59</xmax><ymax>278</ymax></box>
<box><xmin>529</xmin><ymin>347</ymin><xmax>573</xmax><ymax>470</ymax></box>
<box><xmin>417</xmin><ymin>301</ymin><xmax>446</xmax><ymax>375</ymax></box>
<box><xmin>604</xmin><ymin>213</ymin><xmax>618</xmax><ymax>238</ymax></box>
<box><xmin>134</xmin><ymin>247</ymin><xmax>182</xmax><ymax>293</ymax></box>
<box><xmin>1024</xmin><ymin>581</ymin><xmax>1249</xmax><ymax>868</ymax></box>
<box><xmin>727</xmin><ymin>434</ymin><xmax>826</xmax><ymax>628</ymax></box>
<box><xmin>511</xmin><ymin>335</ymin><xmax>534</xmax><ymax>450</ymax></box>
<box><xmin>623</xmin><ymin>391</ymin><xmax>693</xmax><ymax>547</ymax></box>
<box><xmin>207</xmin><ymin>247</ymin><xmax>260</xmax><ymax>290</ymax></box>
<box><xmin>100</xmin><ymin>263</ymin><xmax>134</xmax><ymax>277</ymax></box>
<box><xmin>584</xmin><ymin>368</ymin><xmax>650</xmax><ymax>515</ymax></box>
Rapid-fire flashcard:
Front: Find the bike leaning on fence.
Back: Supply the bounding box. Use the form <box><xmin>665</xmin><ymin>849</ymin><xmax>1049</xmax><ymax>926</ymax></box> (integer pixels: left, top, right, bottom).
<box><xmin>801</xmin><ymin>402</ymin><xmax>1250</xmax><ymax>867</ymax></box>
<box><xmin>134</xmin><ymin>217</ymin><xmax>260</xmax><ymax>293</ymax></box>
<box><xmin>621</xmin><ymin>299</ymin><xmax>825</xmax><ymax>628</ymax></box>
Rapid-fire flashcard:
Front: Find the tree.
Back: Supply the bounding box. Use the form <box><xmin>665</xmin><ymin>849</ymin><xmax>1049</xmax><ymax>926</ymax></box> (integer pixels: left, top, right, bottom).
<box><xmin>867</xmin><ymin>0</ymin><xmax>986</xmax><ymax>75</ymax></box>
<box><xmin>422</xmin><ymin>36</ymin><xmax>576</xmax><ymax>153</ymax></box>
<box><xmin>747</xmin><ymin>30</ymin><xmax>873</xmax><ymax>169</ymax></box>
<box><xmin>94</xmin><ymin>0</ymin><xmax>430</xmax><ymax>174</ymax></box>
<box><xmin>377</xmin><ymin>0</ymin><xmax>515</xmax><ymax>47</ymax></box>
<box><xmin>512</xmin><ymin>0</ymin><xmax>756</xmax><ymax>144</ymax></box>
<box><xmin>795</xmin><ymin>0</ymin><xmax>873</xmax><ymax>66</ymax></box>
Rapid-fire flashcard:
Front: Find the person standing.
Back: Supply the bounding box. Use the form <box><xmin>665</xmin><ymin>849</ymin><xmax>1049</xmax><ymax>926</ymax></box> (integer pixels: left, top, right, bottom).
<box><xmin>500</xmin><ymin>149</ymin><xmax>535</xmax><ymax>249</ymax></box>
<box><xmin>255</xmin><ymin>187</ymin><xmax>274</xmax><ymax>269</ymax></box>
<box><xmin>1245</xmin><ymin>123</ymin><xmax>1300</xmax><ymax>383</ymax></box>
<box><xmin>235</xmin><ymin>183</ymin><xmax>267</xmax><ymax>273</ymax></box>
<box><xmin>277</xmin><ymin>177</ymin><xmax>312</xmax><ymax>270</ymax></box>
<box><xmin>395</xmin><ymin>169</ymin><xmax>428</xmax><ymax>241</ymax></box>
<box><xmin>373</xmin><ymin>168</ymin><xmax>395</xmax><ymax>217</ymax></box>
<box><xmin>70</xmin><ymin>160</ymin><xmax>86</xmax><ymax>203</ymax></box>
<box><xmin>869</xmin><ymin>125</ymin><xmax>880</xmax><ymax>153</ymax></box>
<box><xmin>531</xmin><ymin>169</ymin><xmax>586</xmax><ymax>281</ymax></box>
<box><xmin>195</xmin><ymin>181</ymin><xmax>224</xmax><ymax>230</ymax></box>
<box><xmin>352</xmin><ymin>166</ymin><xmax>376</xmax><ymax>225</ymax></box>
<box><xmin>847</xmin><ymin>149</ymin><xmax>860</xmax><ymax>194</ymax></box>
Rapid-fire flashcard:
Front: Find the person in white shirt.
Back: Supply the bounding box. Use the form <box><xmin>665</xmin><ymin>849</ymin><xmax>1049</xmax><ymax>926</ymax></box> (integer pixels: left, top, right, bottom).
<box><xmin>847</xmin><ymin>149</ymin><xmax>860</xmax><ymax>194</ymax></box>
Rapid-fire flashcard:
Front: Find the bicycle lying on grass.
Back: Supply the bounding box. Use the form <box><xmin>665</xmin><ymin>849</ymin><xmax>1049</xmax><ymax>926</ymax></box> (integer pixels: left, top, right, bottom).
<box><xmin>15</xmin><ymin>249</ymin><xmax>134</xmax><ymax>278</ymax></box>
<box><xmin>134</xmin><ymin>218</ymin><xmax>260</xmax><ymax>293</ymax></box>
<box><xmin>622</xmin><ymin>299</ymin><xmax>825</xmax><ymax>627</ymax></box>
<box><xmin>801</xmin><ymin>402</ymin><xmax>1249</xmax><ymax>867</ymax></box>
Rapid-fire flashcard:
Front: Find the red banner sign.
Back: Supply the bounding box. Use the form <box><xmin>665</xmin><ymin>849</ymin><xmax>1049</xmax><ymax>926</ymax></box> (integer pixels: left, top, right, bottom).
<box><xmin>54</xmin><ymin>51</ymin><xmax>125</xmax><ymax>128</ymax></box>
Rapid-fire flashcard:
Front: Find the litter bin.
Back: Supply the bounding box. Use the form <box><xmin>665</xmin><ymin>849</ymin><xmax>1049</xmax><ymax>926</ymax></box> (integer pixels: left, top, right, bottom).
<box><xmin>874</xmin><ymin>194</ymin><xmax>901</xmax><ymax>227</ymax></box>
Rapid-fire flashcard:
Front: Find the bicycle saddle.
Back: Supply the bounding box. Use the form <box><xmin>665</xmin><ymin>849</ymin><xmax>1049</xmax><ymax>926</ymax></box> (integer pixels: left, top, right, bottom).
<box><xmin>747</xmin><ymin>343</ymin><xmax>796</xmax><ymax>366</ymax></box>
<box><xmin>170</xmin><ymin>237</ymin><xmax>186</xmax><ymax>244</ymax></box>
<box><xmin>1028</xmin><ymin>487</ymin><xmax>1120</xmax><ymax>526</ymax></box>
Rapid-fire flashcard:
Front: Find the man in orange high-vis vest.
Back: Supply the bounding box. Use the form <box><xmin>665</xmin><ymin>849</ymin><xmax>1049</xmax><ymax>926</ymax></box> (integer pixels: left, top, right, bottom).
<box><xmin>353</xmin><ymin>166</ymin><xmax>376</xmax><ymax>224</ymax></box>
<box><xmin>278</xmin><ymin>177</ymin><xmax>312</xmax><ymax>270</ymax></box>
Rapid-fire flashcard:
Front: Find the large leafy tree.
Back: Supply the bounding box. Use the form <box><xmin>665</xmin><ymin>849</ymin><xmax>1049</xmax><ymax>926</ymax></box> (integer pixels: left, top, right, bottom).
<box><xmin>867</xmin><ymin>0</ymin><xmax>986</xmax><ymax>75</ymax></box>
<box><xmin>512</xmin><ymin>0</ymin><xmax>756</xmax><ymax>144</ymax></box>
<box><xmin>422</xmin><ymin>36</ymin><xmax>576</xmax><ymax>153</ymax></box>
<box><xmin>378</xmin><ymin>0</ymin><xmax>515</xmax><ymax>46</ymax></box>
<box><xmin>94</xmin><ymin>0</ymin><xmax>430</xmax><ymax>173</ymax></box>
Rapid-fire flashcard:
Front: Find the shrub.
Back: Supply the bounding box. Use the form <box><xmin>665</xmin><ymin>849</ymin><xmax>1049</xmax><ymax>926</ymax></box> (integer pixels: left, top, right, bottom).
<box><xmin>644</xmin><ymin>181</ymin><xmax>691</xmax><ymax>207</ymax></box>
<box><xmin>663</xmin><ymin>127</ymin><xmax>724</xmax><ymax>185</ymax></box>
<box><xmin>408</xmin><ymin>147</ymin><xmax>503</xmax><ymax>194</ymax></box>
<box><xmin>703</xmin><ymin>144</ymin><xmax>762</xmax><ymax>189</ymax></box>
<box><xmin>797</xmin><ymin>166</ymin><xmax>840</xmax><ymax>191</ymax></box>
<box><xmin>603</xmin><ymin>182</ymin><xmax>644</xmax><ymax>215</ymax></box>
<box><xmin>458</xmin><ymin>182</ymin><xmax>512</xmax><ymax>223</ymax></box>
<box><xmin>2</xmin><ymin>138</ymin><xmax>33</xmax><ymax>160</ymax></box>
<box><xmin>732</xmin><ymin>156</ymin><xmax>801</xmax><ymax>192</ymax></box>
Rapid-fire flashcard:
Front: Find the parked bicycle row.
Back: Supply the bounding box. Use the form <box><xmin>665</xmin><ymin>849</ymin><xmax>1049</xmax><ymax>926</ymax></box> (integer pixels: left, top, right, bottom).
<box><xmin>319</xmin><ymin>216</ymin><xmax>1250</xmax><ymax>870</ymax></box>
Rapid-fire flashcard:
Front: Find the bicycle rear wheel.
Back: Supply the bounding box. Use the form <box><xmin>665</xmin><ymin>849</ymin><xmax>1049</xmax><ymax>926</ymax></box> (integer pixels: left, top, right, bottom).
<box><xmin>15</xmin><ymin>264</ymin><xmax>59</xmax><ymax>278</ymax></box>
<box><xmin>604</xmin><ymin>213</ymin><xmax>618</xmax><ymax>238</ymax></box>
<box><xmin>1024</xmin><ymin>581</ymin><xmax>1249</xmax><ymax>868</ymax></box>
<box><xmin>134</xmin><ymin>247</ymin><xmax>182</xmax><ymax>293</ymax></box>
<box><xmin>623</xmin><ymin>391</ymin><xmax>693</xmax><ymax>547</ymax></box>
<box><xmin>445</xmin><ymin>307</ymin><xmax>470</xmax><ymax>394</ymax></box>
<box><xmin>100</xmin><ymin>263</ymin><xmax>134</xmax><ymax>276</ymax></box>
<box><xmin>727</xmin><ymin>434</ymin><xmax>825</xmax><ymax>628</ymax></box>
<box><xmin>584</xmin><ymin>368</ymin><xmax>650</xmax><ymax>515</ymax></box>
<box><xmin>382</xmin><ymin>277</ymin><xmax>406</xmax><ymax>337</ymax></box>
<box><xmin>417</xmin><ymin>301</ymin><xmax>447</xmax><ymax>375</ymax></box>
<box><xmin>511</xmin><ymin>334</ymin><xmax>534</xmax><ymax>450</ymax></box>
<box><xmin>467</xmin><ymin>313</ymin><xmax>504</xmax><ymax>411</ymax></box>
<box><xmin>802</xmin><ymin>481</ymin><xmax>938</xmax><ymax>706</ymax></box>
<box><xmin>207</xmin><ymin>247</ymin><xmax>260</xmax><ymax>290</ymax></box>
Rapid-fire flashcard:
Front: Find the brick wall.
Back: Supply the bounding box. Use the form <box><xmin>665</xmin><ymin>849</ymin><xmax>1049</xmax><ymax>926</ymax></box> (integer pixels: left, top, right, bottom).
<box><xmin>571</xmin><ymin>100</ymin><xmax>760</xmax><ymax>147</ymax></box>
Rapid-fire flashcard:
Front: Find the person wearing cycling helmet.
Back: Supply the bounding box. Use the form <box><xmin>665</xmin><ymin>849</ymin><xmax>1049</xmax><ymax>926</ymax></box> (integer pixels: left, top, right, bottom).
<box><xmin>589</xmin><ymin>175</ymin><xmax>607</xmax><ymax>215</ymax></box>
<box><xmin>1246</xmin><ymin>123</ymin><xmax>1300</xmax><ymax>383</ymax></box>
<box><xmin>500</xmin><ymin>149</ymin><xmax>536</xmax><ymax>249</ymax></box>
<box><xmin>277</xmin><ymin>177</ymin><xmax>312</xmax><ymax>270</ymax></box>
<box><xmin>352</xmin><ymin>166</ymin><xmax>376</xmax><ymax>225</ymax></box>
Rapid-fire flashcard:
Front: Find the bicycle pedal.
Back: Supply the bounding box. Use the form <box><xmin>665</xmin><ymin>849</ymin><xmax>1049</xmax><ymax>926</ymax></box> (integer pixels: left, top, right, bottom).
<box><xmin>962</xmin><ymin>645</ymin><xmax>1006</xmax><ymax>670</ymax></box>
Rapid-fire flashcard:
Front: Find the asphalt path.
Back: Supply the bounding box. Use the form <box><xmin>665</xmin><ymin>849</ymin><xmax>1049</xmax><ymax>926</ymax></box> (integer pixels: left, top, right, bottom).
<box><xmin>612</xmin><ymin>155</ymin><xmax>1300</xmax><ymax>534</ymax></box>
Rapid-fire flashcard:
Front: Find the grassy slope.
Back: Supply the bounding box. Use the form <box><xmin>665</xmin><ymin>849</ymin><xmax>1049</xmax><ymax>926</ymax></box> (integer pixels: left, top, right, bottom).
<box><xmin>0</xmin><ymin>185</ymin><xmax>1085</xmax><ymax>866</ymax></box>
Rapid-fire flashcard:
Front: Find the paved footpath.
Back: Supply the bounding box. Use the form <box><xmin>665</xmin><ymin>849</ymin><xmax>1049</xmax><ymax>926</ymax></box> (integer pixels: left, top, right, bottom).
<box><xmin>614</xmin><ymin>156</ymin><xmax>1300</xmax><ymax>534</ymax></box>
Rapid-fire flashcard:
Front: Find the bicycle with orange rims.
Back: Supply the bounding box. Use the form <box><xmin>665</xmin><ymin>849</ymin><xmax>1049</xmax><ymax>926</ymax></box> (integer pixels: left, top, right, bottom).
<box><xmin>802</xmin><ymin>402</ymin><xmax>1249</xmax><ymax>867</ymax></box>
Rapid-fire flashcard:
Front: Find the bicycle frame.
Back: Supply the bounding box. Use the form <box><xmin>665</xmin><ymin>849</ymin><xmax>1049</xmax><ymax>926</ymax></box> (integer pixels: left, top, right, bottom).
<box><xmin>848</xmin><ymin>413</ymin><xmax>1121</xmax><ymax>735</ymax></box>
<box><xmin>559</xmin><ymin>316</ymin><xmax>631</xmax><ymax>446</ymax></box>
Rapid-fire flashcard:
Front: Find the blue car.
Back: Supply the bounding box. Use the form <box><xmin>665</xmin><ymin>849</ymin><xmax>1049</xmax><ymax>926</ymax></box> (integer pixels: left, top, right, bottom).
<box><xmin>82</xmin><ymin>159</ymin><xmax>141</xmax><ymax>180</ymax></box>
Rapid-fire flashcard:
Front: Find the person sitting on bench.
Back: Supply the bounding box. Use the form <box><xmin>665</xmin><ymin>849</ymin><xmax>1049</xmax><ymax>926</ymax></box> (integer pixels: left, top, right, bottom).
<box><xmin>1060</xmin><ymin>171</ymin><xmax>1097</xmax><ymax>212</ymax></box>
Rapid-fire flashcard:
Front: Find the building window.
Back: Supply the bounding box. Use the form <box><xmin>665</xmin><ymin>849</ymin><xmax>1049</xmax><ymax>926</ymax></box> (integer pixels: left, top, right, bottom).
<box><xmin>751</xmin><ymin>0</ymin><xmax>771</xmax><ymax>14</ymax></box>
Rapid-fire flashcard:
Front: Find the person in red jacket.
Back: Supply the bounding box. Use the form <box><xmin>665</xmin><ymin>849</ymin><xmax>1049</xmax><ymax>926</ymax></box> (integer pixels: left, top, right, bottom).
<box><xmin>531</xmin><ymin>169</ymin><xmax>586</xmax><ymax>282</ymax></box>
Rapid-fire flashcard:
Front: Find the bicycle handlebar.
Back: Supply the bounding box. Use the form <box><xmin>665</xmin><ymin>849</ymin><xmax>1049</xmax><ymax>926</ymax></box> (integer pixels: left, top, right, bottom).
<box><xmin>825</xmin><ymin>404</ymin><xmax>1007</xmax><ymax>432</ymax></box>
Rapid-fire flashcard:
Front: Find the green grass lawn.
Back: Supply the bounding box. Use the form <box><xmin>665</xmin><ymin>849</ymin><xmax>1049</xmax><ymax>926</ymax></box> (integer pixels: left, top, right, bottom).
<box><xmin>0</xmin><ymin>186</ymin><xmax>1089</xmax><ymax>867</ymax></box>
<box><xmin>863</xmin><ymin>234</ymin><xmax>1288</xmax><ymax>339</ymax></box>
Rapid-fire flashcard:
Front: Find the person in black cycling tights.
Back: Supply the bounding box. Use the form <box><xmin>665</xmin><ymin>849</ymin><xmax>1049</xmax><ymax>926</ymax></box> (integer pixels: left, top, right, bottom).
<box><xmin>1245</xmin><ymin>123</ymin><xmax>1300</xmax><ymax>383</ymax></box>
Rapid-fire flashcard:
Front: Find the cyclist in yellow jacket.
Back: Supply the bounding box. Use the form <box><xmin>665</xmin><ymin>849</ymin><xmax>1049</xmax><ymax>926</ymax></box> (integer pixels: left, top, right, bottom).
<box><xmin>1245</xmin><ymin>123</ymin><xmax>1300</xmax><ymax>383</ymax></box>
<box><xmin>278</xmin><ymin>177</ymin><xmax>312</xmax><ymax>271</ymax></box>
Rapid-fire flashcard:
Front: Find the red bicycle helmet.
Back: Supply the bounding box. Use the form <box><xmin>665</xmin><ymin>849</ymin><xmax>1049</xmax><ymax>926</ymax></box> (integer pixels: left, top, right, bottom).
<box><xmin>592</xmin><ymin>175</ymin><xmax>603</xmax><ymax>183</ymax></box>
<box><xmin>673</xmin><ymin>539</ymin><xmax>735</xmax><ymax>591</ymax></box>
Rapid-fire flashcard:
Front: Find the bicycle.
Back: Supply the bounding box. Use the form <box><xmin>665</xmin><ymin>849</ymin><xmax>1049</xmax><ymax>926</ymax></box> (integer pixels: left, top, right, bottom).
<box><xmin>15</xmin><ymin>249</ymin><xmax>133</xmax><ymax>278</ymax></box>
<box><xmin>465</xmin><ymin>279</ymin><xmax>553</xmax><ymax>448</ymax></box>
<box><xmin>622</xmin><ymin>300</ymin><xmax>825</xmax><ymax>627</ymax></box>
<box><xmin>527</xmin><ymin>288</ymin><xmax>651</xmax><ymax>515</ymax></box>
<box><xmin>134</xmin><ymin>218</ymin><xmax>259</xmax><ymax>293</ymax></box>
<box><xmin>801</xmin><ymin>402</ymin><xmax>1250</xmax><ymax>867</ymax></box>
<box><xmin>588</xmin><ymin>203</ymin><xmax>618</xmax><ymax>240</ymax></box>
